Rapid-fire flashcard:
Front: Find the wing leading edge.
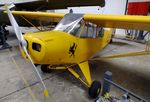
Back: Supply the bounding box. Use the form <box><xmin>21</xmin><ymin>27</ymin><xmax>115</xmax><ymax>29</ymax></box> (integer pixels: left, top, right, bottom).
<box><xmin>84</xmin><ymin>14</ymin><xmax>150</xmax><ymax>31</ymax></box>
<box><xmin>9</xmin><ymin>11</ymin><xmax>65</xmax><ymax>23</ymax></box>
<box><xmin>8</xmin><ymin>11</ymin><xmax>150</xmax><ymax>31</ymax></box>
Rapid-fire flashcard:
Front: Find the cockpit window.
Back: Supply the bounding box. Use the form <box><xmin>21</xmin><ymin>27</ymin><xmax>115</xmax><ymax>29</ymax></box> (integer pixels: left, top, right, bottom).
<box><xmin>78</xmin><ymin>22</ymin><xmax>104</xmax><ymax>38</ymax></box>
<box><xmin>97</xmin><ymin>27</ymin><xmax>104</xmax><ymax>38</ymax></box>
<box><xmin>70</xmin><ymin>19</ymin><xmax>85</xmax><ymax>36</ymax></box>
<box><xmin>54</xmin><ymin>14</ymin><xmax>83</xmax><ymax>33</ymax></box>
<box><xmin>54</xmin><ymin>13</ymin><xmax>104</xmax><ymax>38</ymax></box>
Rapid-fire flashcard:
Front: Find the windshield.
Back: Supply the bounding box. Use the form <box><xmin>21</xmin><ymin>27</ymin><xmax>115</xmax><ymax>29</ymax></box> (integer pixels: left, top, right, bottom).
<box><xmin>54</xmin><ymin>13</ymin><xmax>83</xmax><ymax>34</ymax></box>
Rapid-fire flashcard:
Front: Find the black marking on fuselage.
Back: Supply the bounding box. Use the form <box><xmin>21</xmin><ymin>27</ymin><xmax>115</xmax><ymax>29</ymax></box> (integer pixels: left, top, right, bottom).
<box><xmin>69</xmin><ymin>43</ymin><xmax>77</xmax><ymax>58</ymax></box>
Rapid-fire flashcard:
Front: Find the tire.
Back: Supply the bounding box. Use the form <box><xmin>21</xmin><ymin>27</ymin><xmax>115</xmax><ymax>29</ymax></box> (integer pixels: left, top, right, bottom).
<box><xmin>89</xmin><ymin>80</ymin><xmax>101</xmax><ymax>99</ymax></box>
<box><xmin>110</xmin><ymin>38</ymin><xmax>113</xmax><ymax>43</ymax></box>
<box><xmin>34</xmin><ymin>64</ymin><xmax>39</xmax><ymax>67</ymax></box>
<box><xmin>41</xmin><ymin>65</ymin><xmax>51</xmax><ymax>73</ymax></box>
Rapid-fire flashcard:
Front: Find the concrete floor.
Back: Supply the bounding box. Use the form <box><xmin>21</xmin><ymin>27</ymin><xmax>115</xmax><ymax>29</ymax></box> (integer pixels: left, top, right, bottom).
<box><xmin>0</xmin><ymin>27</ymin><xmax>150</xmax><ymax>102</ymax></box>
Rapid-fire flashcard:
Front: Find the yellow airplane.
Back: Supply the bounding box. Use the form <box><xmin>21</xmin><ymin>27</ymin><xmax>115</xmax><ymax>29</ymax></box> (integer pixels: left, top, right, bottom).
<box><xmin>5</xmin><ymin>4</ymin><xmax>150</xmax><ymax>99</ymax></box>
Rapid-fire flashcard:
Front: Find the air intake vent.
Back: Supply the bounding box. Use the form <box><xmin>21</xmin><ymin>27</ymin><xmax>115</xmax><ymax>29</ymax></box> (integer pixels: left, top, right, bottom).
<box><xmin>32</xmin><ymin>43</ymin><xmax>41</xmax><ymax>52</ymax></box>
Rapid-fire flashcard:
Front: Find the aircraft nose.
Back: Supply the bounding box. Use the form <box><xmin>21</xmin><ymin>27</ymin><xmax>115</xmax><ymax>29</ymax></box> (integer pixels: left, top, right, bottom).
<box><xmin>24</xmin><ymin>30</ymin><xmax>69</xmax><ymax>64</ymax></box>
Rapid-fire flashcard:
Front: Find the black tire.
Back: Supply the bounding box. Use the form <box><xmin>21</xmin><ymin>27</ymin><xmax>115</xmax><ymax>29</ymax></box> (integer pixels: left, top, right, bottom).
<box><xmin>41</xmin><ymin>65</ymin><xmax>51</xmax><ymax>73</ymax></box>
<box><xmin>110</xmin><ymin>38</ymin><xmax>113</xmax><ymax>43</ymax></box>
<box><xmin>89</xmin><ymin>80</ymin><xmax>101</xmax><ymax>99</ymax></box>
<box><xmin>34</xmin><ymin>64</ymin><xmax>39</xmax><ymax>67</ymax></box>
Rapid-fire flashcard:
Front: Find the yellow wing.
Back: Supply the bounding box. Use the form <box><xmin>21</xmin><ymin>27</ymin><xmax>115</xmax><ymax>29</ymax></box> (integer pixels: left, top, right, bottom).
<box><xmin>84</xmin><ymin>14</ymin><xmax>150</xmax><ymax>31</ymax></box>
<box><xmin>10</xmin><ymin>11</ymin><xmax>65</xmax><ymax>22</ymax></box>
<box><xmin>8</xmin><ymin>11</ymin><xmax>150</xmax><ymax>31</ymax></box>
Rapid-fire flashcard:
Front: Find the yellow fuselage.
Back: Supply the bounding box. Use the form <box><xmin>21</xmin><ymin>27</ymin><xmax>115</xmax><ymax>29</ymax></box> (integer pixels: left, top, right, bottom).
<box><xmin>22</xmin><ymin>29</ymin><xmax>112</xmax><ymax>64</ymax></box>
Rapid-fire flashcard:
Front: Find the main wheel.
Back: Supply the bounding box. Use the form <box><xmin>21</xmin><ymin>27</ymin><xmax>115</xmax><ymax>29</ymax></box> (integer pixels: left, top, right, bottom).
<box><xmin>41</xmin><ymin>65</ymin><xmax>51</xmax><ymax>73</ymax></box>
<box><xmin>110</xmin><ymin>38</ymin><xmax>113</xmax><ymax>43</ymax></box>
<box><xmin>89</xmin><ymin>80</ymin><xmax>101</xmax><ymax>99</ymax></box>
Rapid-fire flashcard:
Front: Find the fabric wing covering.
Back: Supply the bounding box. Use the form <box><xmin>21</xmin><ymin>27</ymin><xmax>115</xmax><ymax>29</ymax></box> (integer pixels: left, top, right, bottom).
<box><xmin>10</xmin><ymin>11</ymin><xmax>65</xmax><ymax>23</ymax></box>
<box><xmin>84</xmin><ymin>14</ymin><xmax>150</xmax><ymax>31</ymax></box>
<box><xmin>8</xmin><ymin>11</ymin><xmax>150</xmax><ymax>31</ymax></box>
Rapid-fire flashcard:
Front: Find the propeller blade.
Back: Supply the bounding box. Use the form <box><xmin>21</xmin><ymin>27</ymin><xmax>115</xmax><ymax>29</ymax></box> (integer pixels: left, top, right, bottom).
<box><xmin>5</xmin><ymin>4</ymin><xmax>27</xmax><ymax>49</ymax></box>
<box><xmin>5</xmin><ymin>4</ymin><xmax>49</xmax><ymax>97</ymax></box>
<box><xmin>23</xmin><ymin>46</ymin><xmax>49</xmax><ymax>97</ymax></box>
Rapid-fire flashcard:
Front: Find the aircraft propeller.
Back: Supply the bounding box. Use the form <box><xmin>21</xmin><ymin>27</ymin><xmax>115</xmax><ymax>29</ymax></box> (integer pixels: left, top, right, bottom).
<box><xmin>5</xmin><ymin>4</ymin><xmax>49</xmax><ymax>98</ymax></box>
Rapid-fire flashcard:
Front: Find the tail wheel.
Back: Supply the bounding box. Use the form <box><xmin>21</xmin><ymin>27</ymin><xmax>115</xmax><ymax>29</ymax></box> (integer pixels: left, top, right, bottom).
<box><xmin>89</xmin><ymin>80</ymin><xmax>101</xmax><ymax>99</ymax></box>
<box><xmin>41</xmin><ymin>65</ymin><xmax>51</xmax><ymax>73</ymax></box>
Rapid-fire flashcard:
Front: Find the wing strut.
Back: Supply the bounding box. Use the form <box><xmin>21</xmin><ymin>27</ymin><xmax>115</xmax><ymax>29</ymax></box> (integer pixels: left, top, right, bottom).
<box><xmin>90</xmin><ymin>51</ymin><xmax>150</xmax><ymax>60</ymax></box>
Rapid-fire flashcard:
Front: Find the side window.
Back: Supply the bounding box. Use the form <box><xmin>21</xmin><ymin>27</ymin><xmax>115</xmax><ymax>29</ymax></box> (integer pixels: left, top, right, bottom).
<box><xmin>71</xmin><ymin>21</ymin><xmax>102</xmax><ymax>38</ymax></box>
<box><xmin>80</xmin><ymin>25</ymin><xmax>88</xmax><ymax>38</ymax></box>
<box><xmin>97</xmin><ymin>27</ymin><xmax>104</xmax><ymax>38</ymax></box>
<box><xmin>87</xmin><ymin>25</ymin><xmax>94</xmax><ymax>38</ymax></box>
<box><xmin>80</xmin><ymin>22</ymin><xmax>97</xmax><ymax>38</ymax></box>
<box><xmin>93</xmin><ymin>25</ymin><xmax>97</xmax><ymax>38</ymax></box>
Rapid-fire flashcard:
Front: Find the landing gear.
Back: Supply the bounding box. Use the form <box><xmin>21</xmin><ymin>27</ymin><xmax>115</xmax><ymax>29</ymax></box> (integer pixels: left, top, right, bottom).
<box><xmin>89</xmin><ymin>80</ymin><xmax>101</xmax><ymax>98</ymax></box>
<box><xmin>110</xmin><ymin>38</ymin><xmax>113</xmax><ymax>43</ymax></box>
<box><xmin>41</xmin><ymin>65</ymin><xmax>51</xmax><ymax>73</ymax></box>
<box><xmin>68</xmin><ymin>62</ymin><xmax>101</xmax><ymax>99</ymax></box>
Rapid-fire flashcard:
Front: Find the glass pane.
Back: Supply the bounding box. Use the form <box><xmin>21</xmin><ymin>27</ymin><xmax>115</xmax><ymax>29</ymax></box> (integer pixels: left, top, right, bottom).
<box><xmin>97</xmin><ymin>27</ymin><xmax>104</xmax><ymax>38</ymax></box>
<box><xmin>54</xmin><ymin>14</ymin><xmax>83</xmax><ymax>34</ymax></box>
